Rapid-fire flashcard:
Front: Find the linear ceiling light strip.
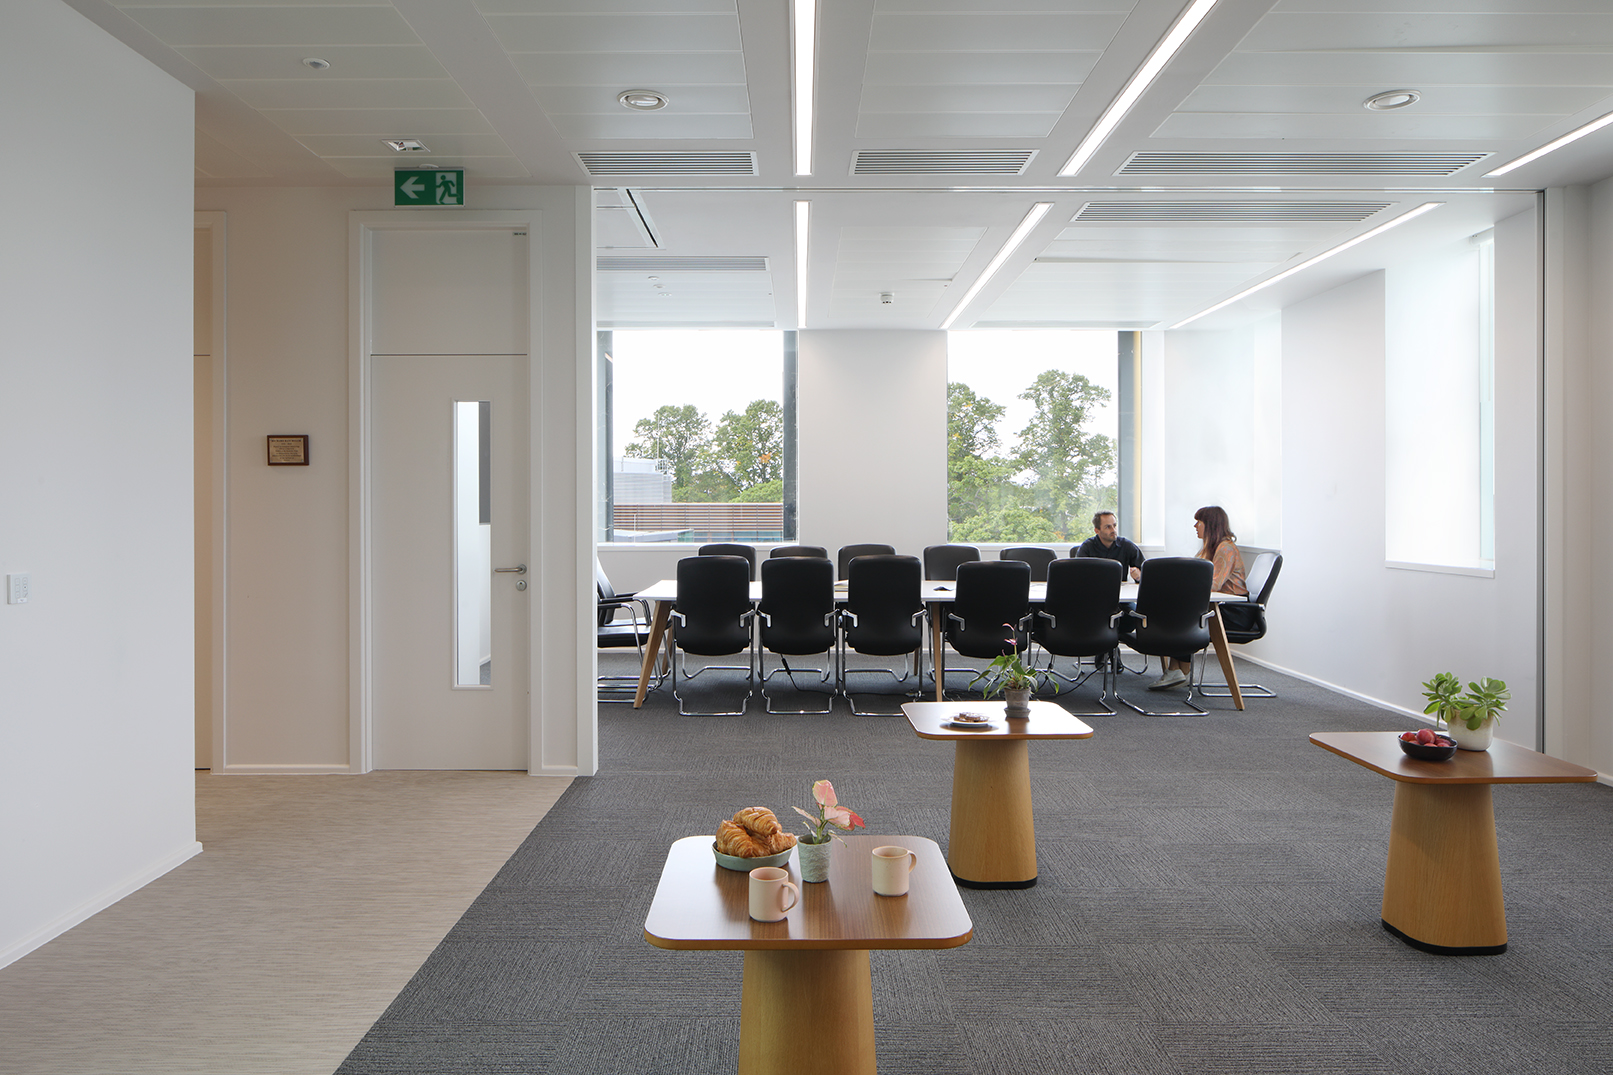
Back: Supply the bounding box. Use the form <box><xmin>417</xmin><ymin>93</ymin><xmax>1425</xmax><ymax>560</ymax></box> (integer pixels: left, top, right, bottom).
<box><xmin>1168</xmin><ymin>202</ymin><xmax>1443</xmax><ymax>329</ymax></box>
<box><xmin>795</xmin><ymin>200</ymin><xmax>810</xmax><ymax>328</ymax></box>
<box><xmin>940</xmin><ymin>202</ymin><xmax>1054</xmax><ymax>330</ymax></box>
<box><xmin>1058</xmin><ymin>0</ymin><xmax>1221</xmax><ymax>178</ymax></box>
<box><xmin>794</xmin><ymin>0</ymin><xmax>817</xmax><ymax>176</ymax></box>
<box><xmin>1485</xmin><ymin>108</ymin><xmax>1613</xmax><ymax>177</ymax></box>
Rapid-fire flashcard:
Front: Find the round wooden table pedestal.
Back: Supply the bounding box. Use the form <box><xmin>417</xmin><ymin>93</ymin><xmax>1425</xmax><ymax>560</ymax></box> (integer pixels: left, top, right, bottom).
<box><xmin>949</xmin><ymin>738</ymin><xmax>1037</xmax><ymax>887</ymax></box>
<box><xmin>739</xmin><ymin>949</ymin><xmax>875</xmax><ymax>1075</ymax></box>
<box><xmin>1381</xmin><ymin>781</ymin><xmax>1507</xmax><ymax>955</ymax></box>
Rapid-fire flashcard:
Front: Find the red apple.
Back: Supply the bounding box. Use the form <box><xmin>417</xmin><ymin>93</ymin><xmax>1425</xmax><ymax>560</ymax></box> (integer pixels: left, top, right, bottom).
<box><xmin>1401</xmin><ymin>731</ymin><xmax>1419</xmax><ymax>742</ymax></box>
<box><xmin>1417</xmin><ymin>728</ymin><xmax>1437</xmax><ymax>745</ymax></box>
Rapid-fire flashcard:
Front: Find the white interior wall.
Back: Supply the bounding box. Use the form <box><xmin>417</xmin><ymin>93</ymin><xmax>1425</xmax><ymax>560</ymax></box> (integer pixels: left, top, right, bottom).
<box><xmin>797</xmin><ymin>330</ymin><xmax>949</xmax><ymax>559</ymax></box>
<box><xmin>193</xmin><ymin>186</ymin><xmax>594</xmax><ymax>776</ymax></box>
<box><xmin>1158</xmin><ymin>317</ymin><xmax>1282</xmax><ymax>554</ymax></box>
<box><xmin>1246</xmin><ymin>204</ymin><xmax>1542</xmax><ymax>744</ymax></box>
<box><xmin>0</xmin><ymin>0</ymin><xmax>198</xmax><ymax>968</ymax></box>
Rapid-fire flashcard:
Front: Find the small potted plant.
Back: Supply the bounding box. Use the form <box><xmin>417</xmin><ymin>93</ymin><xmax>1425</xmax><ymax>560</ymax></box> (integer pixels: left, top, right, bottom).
<box><xmin>1421</xmin><ymin>672</ymin><xmax>1509</xmax><ymax>751</ymax></box>
<box><xmin>792</xmin><ymin>779</ymin><xmax>865</xmax><ymax>883</ymax></box>
<box><xmin>968</xmin><ymin>623</ymin><xmax>1049</xmax><ymax>715</ymax></box>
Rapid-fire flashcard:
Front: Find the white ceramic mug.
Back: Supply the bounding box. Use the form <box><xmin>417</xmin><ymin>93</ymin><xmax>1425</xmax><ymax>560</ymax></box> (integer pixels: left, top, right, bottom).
<box><xmin>871</xmin><ymin>845</ymin><xmax>918</xmax><ymax>896</ymax></box>
<box><xmin>748</xmin><ymin>866</ymin><xmax>800</xmax><ymax>922</ymax></box>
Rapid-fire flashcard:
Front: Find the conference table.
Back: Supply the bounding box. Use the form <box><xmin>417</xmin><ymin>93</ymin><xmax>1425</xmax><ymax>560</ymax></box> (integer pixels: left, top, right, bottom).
<box><xmin>628</xmin><ymin>578</ymin><xmax>1249</xmax><ymax>710</ymax></box>
<box><xmin>1310</xmin><ymin>731</ymin><xmax>1597</xmax><ymax>954</ymax></box>
<box><xmin>643</xmin><ymin>833</ymin><xmax>972</xmax><ymax>1075</ymax></box>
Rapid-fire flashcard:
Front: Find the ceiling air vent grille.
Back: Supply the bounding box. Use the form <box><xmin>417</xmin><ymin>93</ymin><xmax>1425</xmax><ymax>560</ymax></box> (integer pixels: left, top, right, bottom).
<box><xmin>1073</xmin><ymin>201</ymin><xmax>1393</xmax><ymax>222</ymax></box>
<box><xmin>851</xmin><ymin>150</ymin><xmax>1036</xmax><ymax>175</ymax></box>
<box><xmin>1118</xmin><ymin>152</ymin><xmax>1488</xmax><ymax>176</ymax></box>
<box><xmin>577</xmin><ymin>152</ymin><xmax>757</xmax><ymax>176</ymax></box>
<box><xmin>598</xmin><ymin>256</ymin><xmax>769</xmax><ymax>273</ymax></box>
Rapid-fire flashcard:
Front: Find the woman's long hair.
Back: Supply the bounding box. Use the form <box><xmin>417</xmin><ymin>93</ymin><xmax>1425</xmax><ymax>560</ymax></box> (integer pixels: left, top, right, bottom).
<box><xmin>1194</xmin><ymin>505</ymin><xmax>1235</xmax><ymax>559</ymax></box>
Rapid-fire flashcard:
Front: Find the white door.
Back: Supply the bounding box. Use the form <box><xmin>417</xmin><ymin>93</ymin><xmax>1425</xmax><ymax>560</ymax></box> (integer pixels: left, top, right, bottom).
<box><xmin>367</xmin><ymin>228</ymin><xmax>529</xmax><ymax>770</ymax></box>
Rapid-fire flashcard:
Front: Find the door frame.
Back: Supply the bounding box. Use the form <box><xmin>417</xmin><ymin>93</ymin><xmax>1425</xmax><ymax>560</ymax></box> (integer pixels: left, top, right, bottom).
<box><xmin>195</xmin><ymin>211</ymin><xmax>229</xmax><ymax>772</ymax></box>
<box><xmin>348</xmin><ymin>210</ymin><xmax>545</xmax><ymax>774</ymax></box>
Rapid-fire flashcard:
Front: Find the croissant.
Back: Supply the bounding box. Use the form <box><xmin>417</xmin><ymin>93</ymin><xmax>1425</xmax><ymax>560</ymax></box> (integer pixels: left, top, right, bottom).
<box><xmin>732</xmin><ymin>806</ymin><xmax>783</xmax><ymax>838</ymax></box>
<box><xmin>716</xmin><ymin>819</ymin><xmax>771</xmax><ymax>858</ymax></box>
<box><xmin>766</xmin><ymin>831</ymin><xmax>798</xmax><ymax>854</ymax></box>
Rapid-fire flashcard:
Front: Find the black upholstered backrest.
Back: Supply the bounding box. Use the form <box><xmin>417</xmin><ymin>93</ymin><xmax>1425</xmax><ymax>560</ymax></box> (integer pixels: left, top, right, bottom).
<box><xmin>673</xmin><ymin>555</ymin><xmax>753</xmax><ymax>656</ymax></box>
<box><xmin>698</xmin><ymin>543</ymin><xmax>757</xmax><ymax>580</ymax></box>
<box><xmin>770</xmin><ymin>544</ymin><xmax>829</xmax><ymax>560</ymax></box>
<box><xmin>1127</xmin><ymin>557</ymin><xmax>1213</xmax><ymax>657</ymax></box>
<box><xmin>837</xmin><ymin>543</ymin><xmax>896</xmax><ymax>580</ymax></box>
<box><xmin>842</xmin><ymin>554</ymin><xmax>923</xmax><ymax>656</ymax></box>
<box><xmin>999</xmin><ymin>546</ymin><xmax>1056</xmax><ymax>582</ymax></box>
<box><xmin>946</xmin><ymin>559</ymin><xmax>1032</xmax><ymax>659</ymax></box>
<box><xmin>1033</xmin><ymin>557</ymin><xmax>1122</xmax><ymax>657</ymax></box>
<box><xmin>923</xmin><ymin>543</ymin><xmax>980</xmax><ymax>582</ymax></box>
<box><xmin>759</xmin><ymin>555</ymin><xmax>836</xmax><ymax>655</ymax></box>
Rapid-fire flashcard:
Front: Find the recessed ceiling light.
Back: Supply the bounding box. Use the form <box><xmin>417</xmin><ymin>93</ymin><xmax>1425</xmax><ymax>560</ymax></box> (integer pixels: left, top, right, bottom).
<box><xmin>1364</xmin><ymin>90</ymin><xmax>1421</xmax><ymax>111</ymax></box>
<box><xmin>940</xmin><ymin>202</ymin><xmax>1053</xmax><ymax>329</ymax></box>
<box><xmin>301</xmin><ymin>57</ymin><xmax>330</xmax><ymax>71</ymax></box>
<box><xmin>1486</xmin><ymin>106</ymin><xmax>1613</xmax><ymax>176</ymax></box>
<box><xmin>382</xmin><ymin>139</ymin><xmax>430</xmax><ymax>153</ymax></box>
<box><xmin>793</xmin><ymin>0</ymin><xmax>818</xmax><ymax>176</ymax></box>
<box><xmin>618</xmin><ymin>90</ymin><xmax>669</xmax><ymax>111</ymax></box>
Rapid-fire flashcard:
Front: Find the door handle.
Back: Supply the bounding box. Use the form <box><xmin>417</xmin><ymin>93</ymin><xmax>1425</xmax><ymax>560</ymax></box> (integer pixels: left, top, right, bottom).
<box><xmin>494</xmin><ymin>564</ymin><xmax>527</xmax><ymax>574</ymax></box>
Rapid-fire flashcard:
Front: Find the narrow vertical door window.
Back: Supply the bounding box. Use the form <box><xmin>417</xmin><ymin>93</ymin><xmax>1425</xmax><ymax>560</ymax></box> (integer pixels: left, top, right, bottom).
<box><xmin>455</xmin><ymin>400</ymin><xmax>493</xmax><ymax>686</ymax></box>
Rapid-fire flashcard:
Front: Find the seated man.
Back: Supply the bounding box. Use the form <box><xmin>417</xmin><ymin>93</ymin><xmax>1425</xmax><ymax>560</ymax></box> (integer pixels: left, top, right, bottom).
<box><xmin>1073</xmin><ymin>510</ymin><xmax>1144</xmax><ymax>582</ymax></box>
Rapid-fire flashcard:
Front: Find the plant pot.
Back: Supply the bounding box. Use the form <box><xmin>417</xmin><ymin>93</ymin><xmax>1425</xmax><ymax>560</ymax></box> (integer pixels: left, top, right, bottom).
<box><xmin>1004</xmin><ymin>687</ymin><xmax>1032</xmax><ymax>715</ymax></box>
<box><xmin>796</xmin><ymin>839</ymin><xmax>832</xmax><ymax>882</ymax></box>
<box><xmin>1445</xmin><ymin>717</ymin><xmax>1495</xmax><ymax>751</ymax></box>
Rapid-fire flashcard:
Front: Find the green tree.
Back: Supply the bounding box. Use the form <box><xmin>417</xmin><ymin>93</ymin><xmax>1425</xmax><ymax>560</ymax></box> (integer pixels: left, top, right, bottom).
<box><xmin>951</xmin><ymin>506</ymin><xmax>1061</xmax><ymax>543</ymax></box>
<box><xmin>711</xmin><ymin>399</ymin><xmax>783</xmax><ymax>492</ymax></box>
<box><xmin>625</xmin><ymin>404</ymin><xmax>710</xmax><ymax>491</ymax></box>
<box><xmin>947</xmin><ymin>383</ymin><xmax>1021</xmax><ymax>530</ymax></box>
<box><xmin>1012</xmin><ymin>370</ymin><xmax>1116</xmax><ymax>539</ymax></box>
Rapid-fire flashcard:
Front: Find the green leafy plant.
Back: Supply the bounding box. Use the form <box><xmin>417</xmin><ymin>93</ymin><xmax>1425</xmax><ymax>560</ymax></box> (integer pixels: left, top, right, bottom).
<box><xmin>968</xmin><ymin>624</ymin><xmax>1055</xmax><ymax>697</ymax></box>
<box><xmin>1421</xmin><ymin>672</ymin><xmax>1509</xmax><ymax>730</ymax></box>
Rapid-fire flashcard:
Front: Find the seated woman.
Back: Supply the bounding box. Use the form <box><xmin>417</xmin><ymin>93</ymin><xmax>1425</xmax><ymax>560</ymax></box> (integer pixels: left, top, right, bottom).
<box><xmin>1151</xmin><ymin>505</ymin><xmax>1247</xmax><ymax>690</ymax></box>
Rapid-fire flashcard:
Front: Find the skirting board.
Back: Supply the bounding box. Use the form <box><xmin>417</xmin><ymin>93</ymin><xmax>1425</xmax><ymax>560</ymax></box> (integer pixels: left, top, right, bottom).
<box><xmin>1229</xmin><ymin>652</ymin><xmax>1613</xmax><ymax>788</ymax></box>
<box><xmin>215</xmin><ymin>763</ymin><xmax>356</xmax><ymax>776</ymax></box>
<box><xmin>0</xmin><ymin>840</ymin><xmax>203</xmax><ymax>971</ymax></box>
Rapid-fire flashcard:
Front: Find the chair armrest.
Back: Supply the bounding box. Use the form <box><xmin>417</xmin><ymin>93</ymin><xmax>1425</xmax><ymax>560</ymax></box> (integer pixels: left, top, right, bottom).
<box><xmin>670</xmin><ymin>610</ymin><xmax>686</xmax><ymax>627</ymax></box>
<box><xmin>911</xmin><ymin>610</ymin><xmax>925</xmax><ymax>628</ymax></box>
<box><xmin>1037</xmin><ymin>610</ymin><xmax>1057</xmax><ymax>628</ymax></box>
<box><xmin>947</xmin><ymin>612</ymin><xmax>965</xmax><ymax>627</ymax></box>
<box><xmin>841</xmin><ymin>610</ymin><xmax>859</xmax><ymax>628</ymax></box>
<box><xmin>759</xmin><ymin>611</ymin><xmax>773</xmax><ymax>627</ymax></box>
<box><xmin>1111</xmin><ymin>610</ymin><xmax>1143</xmax><ymax>628</ymax></box>
<box><xmin>740</xmin><ymin>609</ymin><xmax>755</xmax><ymax>627</ymax></box>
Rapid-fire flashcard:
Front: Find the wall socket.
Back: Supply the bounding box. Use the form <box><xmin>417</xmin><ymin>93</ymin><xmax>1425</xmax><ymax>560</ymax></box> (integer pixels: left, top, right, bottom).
<box><xmin>7</xmin><ymin>573</ymin><xmax>30</xmax><ymax>604</ymax></box>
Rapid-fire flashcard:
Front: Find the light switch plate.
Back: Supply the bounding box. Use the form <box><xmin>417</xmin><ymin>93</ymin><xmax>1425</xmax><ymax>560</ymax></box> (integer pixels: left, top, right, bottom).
<box><xmin>7</xmin><ymin>573</ymin><xmax>29</xmax><ymax>604</ymax></box>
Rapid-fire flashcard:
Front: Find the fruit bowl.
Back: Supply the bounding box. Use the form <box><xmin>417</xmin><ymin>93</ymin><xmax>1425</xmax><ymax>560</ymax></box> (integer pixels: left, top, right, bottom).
<box><xmin>712</xmin><ymin>842</ymin><xmax>793</xmax><ymax>872</ymax></box>
<box><xmin>1398</xmin><ymin>731</ymin><xmax>1457</xmax><ymax>761</ymax></box>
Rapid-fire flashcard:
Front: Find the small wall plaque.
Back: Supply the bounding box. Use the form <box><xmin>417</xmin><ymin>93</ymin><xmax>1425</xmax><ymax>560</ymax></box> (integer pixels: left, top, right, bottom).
<box><xmin>267</xmin><ymin>435</ymin><xmax>309</xmax><ymax>466</ymax></box>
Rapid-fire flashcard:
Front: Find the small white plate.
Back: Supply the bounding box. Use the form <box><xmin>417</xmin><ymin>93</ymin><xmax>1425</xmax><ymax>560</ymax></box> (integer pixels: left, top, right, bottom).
<box><xmin>945</xmin><ymin>718</ymin><xmax>997</xmax><ymax>731</ymax></box>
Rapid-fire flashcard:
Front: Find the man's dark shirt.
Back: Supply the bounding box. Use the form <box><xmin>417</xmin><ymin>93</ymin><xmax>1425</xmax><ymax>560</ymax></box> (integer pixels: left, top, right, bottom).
<box><xmin>1074</xmin><ymin>535</ymin><xmax>1146</xmax><ymax>574</ymax></box>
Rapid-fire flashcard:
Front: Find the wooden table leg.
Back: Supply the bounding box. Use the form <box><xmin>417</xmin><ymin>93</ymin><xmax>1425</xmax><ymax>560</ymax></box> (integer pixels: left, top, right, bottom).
<box><xmin>931</xmin><ymin>603</ymin><xmax>945</xmax><ymax>701</ymax></box>
<box><xmin>948</xmin><ymin>739</ymin><xmax>1036</xmax><ymax>887</ymax></box>
<box><xmin>633</xmin><ymin>600</ymin><xmax>672</xmax><ymax>708</ymax></box>
<box><xmin>1207</xmin><ymin>608</ymin><xmax>1244</xmax><ymax>711</ymax></box>
<box><xmin>1381</xmin><ymin>781</ymin><xmax>1506</xmax><ymax>954</ymax></box>
<box><xmin>739</xmin><ymin>949</ymin><xmax>875</xmax><ymax>1075</ymax></box>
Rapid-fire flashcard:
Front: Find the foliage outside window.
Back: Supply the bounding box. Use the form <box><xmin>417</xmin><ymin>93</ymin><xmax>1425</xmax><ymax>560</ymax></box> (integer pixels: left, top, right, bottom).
<box><xmin>606</xmin><ymin>330</ymin><xmax>790</xmax><ymax>543</ymax></box>
<box><xmin>947</xmin><ymin>331</ymin><xmax>1119</xmax><ymax>543</ymax></box>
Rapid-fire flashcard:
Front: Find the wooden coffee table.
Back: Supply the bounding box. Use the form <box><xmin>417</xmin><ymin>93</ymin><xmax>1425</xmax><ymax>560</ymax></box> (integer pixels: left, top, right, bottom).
<box><xmin>643</xmin><ymin>834</ymin><xmax>972</xmax><ymax>1075</ymax></box>
<box><xmin>902</xmin><ymin>700</ymin><xmax>1094</xmax><ymax>889</ymax></box>
<box><xmin>1310</xmin><ymin>731</ymin><xmax>1597</xmax><ymax>954</ymax></box>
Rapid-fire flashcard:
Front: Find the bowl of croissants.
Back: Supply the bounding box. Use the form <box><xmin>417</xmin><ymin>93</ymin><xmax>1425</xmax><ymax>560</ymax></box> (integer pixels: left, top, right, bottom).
<box><xmin>712</xmin><ymin>806</ymin><xmax>799</xmax><ymax>871</ymax></box>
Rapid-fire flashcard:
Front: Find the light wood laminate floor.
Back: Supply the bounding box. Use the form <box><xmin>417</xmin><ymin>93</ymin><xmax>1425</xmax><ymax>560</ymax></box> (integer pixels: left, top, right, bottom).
<box><xmin>0</xmin><ymin>771</ymin><xmax>569</xmax><ymax>1075</ymax></box>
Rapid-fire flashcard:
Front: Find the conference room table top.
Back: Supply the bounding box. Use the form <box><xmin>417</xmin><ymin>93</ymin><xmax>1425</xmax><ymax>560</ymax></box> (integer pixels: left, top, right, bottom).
<box><xmin>632</xmin><ymin>578</ymin><xmax>1247</xmax><ymax>605</ymax></box>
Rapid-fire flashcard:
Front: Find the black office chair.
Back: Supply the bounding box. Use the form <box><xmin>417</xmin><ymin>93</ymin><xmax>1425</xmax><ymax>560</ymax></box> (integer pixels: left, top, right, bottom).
<box><xmin>1195</xmin><ymin>552</ymin><xmax>1283</xmax><ymax>699</ymax></box>
<box><xmin>1032</xmin><ymin>557</ymin><xmax>1123</xmax><ymax>715</ymax></box>
<box><xmin>698</xmin><ymin>543</ymin><xmax>757</xmax><ymax>581</ymax></box>
<box><xmin>838</xmin><ymin>554</ymin><xmax>925</xmax><ymax>716</ymax></box>
<box><xmin>596</xmin><ymin>560</ymin><xmax>662</xmax><ymax>702</ymax></box>
<box><xmin>1117</xmin><ymin>557</ymin><xmax>1213</xmax><ymax>716</ymax></box>
<box><xmin>770</xmin><ymin>544</ymin><xmax>829</xmax><ymax>560</ymax></box>
<box><xmin>1000</xmin><ymin>546</ymin><xmax>1056</xmax><ymax>582</ymax></box>
<box><xmin>923</xmin><ymin>543</ymin><xmax>980</xmax><ymax>582</ymax></box>
<box><xmin>671</xmin><ymin>555</ymin><xmax>755</xmax><ymax>716</ymax></box>
<box><xmin>836</xmin><ymin>543</ymin><xmax>895</xmax><ymax>581</ymax></box>
<box><xmin>943</xmin><ymin>560</ymin><xmax>1032</xmax><ymax>697</ymax></box>
<box><xmin>758</xmin><ymin>556</ymin><xmax>837</xmax><ymax>714</ymax></box>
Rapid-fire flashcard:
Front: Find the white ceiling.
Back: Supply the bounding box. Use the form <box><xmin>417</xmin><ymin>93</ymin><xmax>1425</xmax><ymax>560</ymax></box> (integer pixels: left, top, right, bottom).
<box><xmin>66</xmin><ymin>0</ymin><xmax>1613</xmax><ymax>331</ymax></box>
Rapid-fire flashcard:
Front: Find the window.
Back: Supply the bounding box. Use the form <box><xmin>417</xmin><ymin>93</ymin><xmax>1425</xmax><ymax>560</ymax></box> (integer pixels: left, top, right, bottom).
<box><xmin>600</xmin><ymin>329</ymin><xmax>796</xmax><ymax>543</ymax></box>
<box><xmin>946</xmin><ymin>330</ymin><xmax>1121</xmax><ymax>543</ymax></box>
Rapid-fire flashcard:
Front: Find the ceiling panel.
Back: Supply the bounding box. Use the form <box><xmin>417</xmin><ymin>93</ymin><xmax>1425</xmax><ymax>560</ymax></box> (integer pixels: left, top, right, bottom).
<box><xmin>509</xmin><ymin>52</ymin><xmax>749</xmax><ymax>86</ymax></box>
<box><xmin>296</xmin><ymin>132</ymin><xmax>516</xmax><ymax>156</ymax></box>
<box><xmin>862</xmin><ymin>51</ymin><xmax>1102</xmax><ymax>84</ymax></box>
<box><xmin>1204</xmin><ymin>51</ymin><xmax>1613</xmax><ymax>87</ymax></box>
<box><xmin>175</xmin><ymin>44</ymin><xmax>451</xmax><ymax>80</ymax></box>
<box><xmin>1238</xmin><ymin>13</ymin><xmax>1613</xmax><ymax>51</ymax></box>
<box><xmin>222</xmin><ymin>78</ymin><xmax>474</xmax><ymax>110</ymax></box>
<box><xmin>1178</xmin><ymin>85</ymin><xmax>1613</xmax><ymax>116</ymax></box>
<box><xmin>480</xmin><ymin>13</ymin><xmax>743</xmax><ymax>53</ymax></box>
<box><xmin>549</xmin><ymin>114</ymin><xmax>755</xmax><ymax>139</ymax></box>
<box><xmin>325</xmin><ymin>157</ymin><xmax>532</xmax><ymax>180</ymax></box>
<box><xmin>1155</xmin><ymin>112</ymin><xmax>1556</xmax><ymax>139</ymax></box>
<box><xmin>259</xmin><ymin>108</ymin><xmax>495</xmax><ymax>137</ymax></box>
<box><xmin>117</xmin><ymin>5</ymin><xmax>421</xmax><ymax>47</ymax></box>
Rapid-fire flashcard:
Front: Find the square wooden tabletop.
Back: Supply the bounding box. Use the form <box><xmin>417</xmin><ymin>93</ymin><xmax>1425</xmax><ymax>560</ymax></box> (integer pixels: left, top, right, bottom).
<box><xmin>1309</xmin><ymin>731</ymin><xmax>1597</xmax><ymax>785</ymax></box>
<box><xmin>644</xmin><ymin>834</ymin><xmax>973</xmax><ymax>951</ymax></box>
<box><xmin>901</xmin><ymin>700</ymin><xmax>1095</xmax><ymax>741</ymax></box>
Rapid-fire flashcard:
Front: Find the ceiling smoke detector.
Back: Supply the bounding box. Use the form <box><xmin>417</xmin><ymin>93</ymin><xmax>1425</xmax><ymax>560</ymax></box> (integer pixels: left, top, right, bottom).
<box><xmin>618</xmin><ymin>90</ymin><xmax>669</xmax><ymax>111</ymax></box>
<box><xmin>880</xmin><ymin>292</ymin><xmax>894</xmax><ymax>305</ymax></box>
<box><xmin>382</xmin><ymin>139</ymin><xmax>430</xmax><ymax>153</ymax></box>
<box><xmin>1363</xmin><ymin>90</ymin><xmax>1421</xmax><ymax>111</ymax></box>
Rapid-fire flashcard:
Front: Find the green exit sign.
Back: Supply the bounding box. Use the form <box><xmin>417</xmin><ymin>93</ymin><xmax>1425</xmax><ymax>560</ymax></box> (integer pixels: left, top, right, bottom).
<box><xmin>394</xmin><ymin>169</ymin><xmax>464</xmax><ymax>207</ymax></box>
